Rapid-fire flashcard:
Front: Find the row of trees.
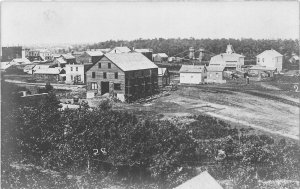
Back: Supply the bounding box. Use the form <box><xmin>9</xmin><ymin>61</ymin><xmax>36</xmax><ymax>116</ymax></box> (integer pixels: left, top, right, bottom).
<box><xmin>79</xmin><ymin>38</ymin><xmax>299</xmax><ymax>61</ymax></box>
<box><xmin>2</xmin><ymin>81</ymin><xmax>300</xmax><ymax>188</ymax></box>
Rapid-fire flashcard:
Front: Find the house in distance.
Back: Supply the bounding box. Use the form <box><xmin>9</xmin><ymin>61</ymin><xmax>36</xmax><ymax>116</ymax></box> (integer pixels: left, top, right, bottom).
<box><xmin>256</xmin><ymin>49</ymin><xmax>283</xmax><ymax>72</ymax></box>
<box><xmin>179</xmin><ymin>65</ymin><xmax>207</xmax><ymax>84</ymax></box>
<box><xmin>153</xmin><ymin>53</ymin><xmax>168</xmax><ymax>63</ymax></box>
<box><xmin>86</xmin><ymin>52</ymin><xmax>158</xmax><ymax>102</ymax></box>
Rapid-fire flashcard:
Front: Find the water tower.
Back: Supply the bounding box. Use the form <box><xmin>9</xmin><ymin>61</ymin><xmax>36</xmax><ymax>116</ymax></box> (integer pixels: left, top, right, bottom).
<box><xmin>198</xmin><ymin>48</ymin><xmax>205</xmax><ymax>63</ymax></box>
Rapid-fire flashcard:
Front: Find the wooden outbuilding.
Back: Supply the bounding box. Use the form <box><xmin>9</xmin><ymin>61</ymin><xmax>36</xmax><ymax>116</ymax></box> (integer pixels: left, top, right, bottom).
<box><xmin>158</xmin><ymin>68</ymin><xmax>170</xmax><ymax>87</ymax></box>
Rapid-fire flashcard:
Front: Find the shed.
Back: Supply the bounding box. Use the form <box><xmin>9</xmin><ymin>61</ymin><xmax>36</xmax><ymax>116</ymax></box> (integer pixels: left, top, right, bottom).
<box><xmin>179</xmin><ymin>65</ymin><xmax>207</xmax><ymax>84</ymax></box>
<box><xmin>153</xmin><ymin>53</ymin><xmax>168</xmax><ymax>63</ymax></box>
<box><xmin>256</xmin><ymin>49</ymin><xmax>283</xmax><ymax>72</ymax></box>
<box><xmin>206</xmin><ymin>66</ymin><xmax>226</xmax><ymax>83</ymax></box>
<box><xmin>33</xmin><ymin>68</ymin><xmax>64</xmax><ymax>82</ymax></box>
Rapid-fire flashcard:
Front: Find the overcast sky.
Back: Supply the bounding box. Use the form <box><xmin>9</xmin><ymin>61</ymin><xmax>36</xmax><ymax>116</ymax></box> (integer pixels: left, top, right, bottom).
<box><xmin>1</xmin><ymin>1</ymin><xmax>299</xmax><ymax>46</ymax></box>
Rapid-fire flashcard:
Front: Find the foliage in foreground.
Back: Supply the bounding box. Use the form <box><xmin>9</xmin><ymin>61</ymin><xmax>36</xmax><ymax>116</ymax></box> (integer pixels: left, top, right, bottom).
<box><xmin>1</xmin><ymin>82</ymin><xmax>300</xmax><ymax>189</ymax></box>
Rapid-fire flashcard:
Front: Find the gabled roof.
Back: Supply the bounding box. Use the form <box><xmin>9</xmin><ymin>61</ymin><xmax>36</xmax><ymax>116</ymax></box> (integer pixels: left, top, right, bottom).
<box><xmin>207</xmin><ymin>66</ymin><xmax>225</xmax><ymax>72</ymax></box>
<box><xmin>86</xmin><ymin>51</ymin><xmax>104</xmax><ymax>57</ymax></box>
<box><xmin>61</xmin><ymin>54</ymin><xmax>75</xmax><ymax>59</ymax></box>
<box><xmin>134</xmin><ymin>49</ymin><xmax>153</xmax><ymax>53</ymax></box>
<box><xmin>152</xmin><ymin>54</ymin><xmax>157</xmax><ymax>58</ymax></box>
<box><xmin>179</xmin><ymin>65</ymin><xmax>206</xmax><ymax>73</ymax></box>
<box><xmin>174</xmin><ymin>171</ymin><xmax>223</xmax><ymax>189</ymax></box>
<box><xmin>256</xmin><ymin>49</ymin><xmax>283</xmax><ymax>58</ymax></box>
<box><xmin>55</xmin><ymin>57</ymin><xmax>67</xmax><ymax>64</ymax></box>
<box><xmin>108</xmin><ymin>47</ymin><xmax>131</xmax><ymax>54</ymax></box>
<box><xmin>11</xmin><ymin>58</ymin><xmax>31</xmax><ymax>64</ymax></box>
<box><xmin>34</xmin><ymin>68</ymin><xmax>62</xmax><ymax>75</ymax></box>
<box><xmin>210</xmin><ymin>53</ymin><xmax>244</xmax><ymax>63</ymax></box>
<box><xmin>104</xmin><ymin>52</ymin><xmax>158</xmax><ymax>71</ymax></box>
<box><xmin>98</xmin><ymin>48</ymin><xmax>111</xmax><ymax>53</ymax></box>
<box><xmin>157</xmin><ymin>53</ymin><xmax>168</xmax><ymax>58</ymax></box>
<box><xmin>158</xmin><ymin>67</ymin><xmax>168</xmax><ymax>76</ymax></box>
<box><xmin>23</xmin><ymin>64</ymin><xmax>36</xmax><ymax>70</ymax></box>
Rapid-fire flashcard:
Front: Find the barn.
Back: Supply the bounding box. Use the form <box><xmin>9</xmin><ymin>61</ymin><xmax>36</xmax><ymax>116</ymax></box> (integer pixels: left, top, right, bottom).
<box><xmin>86</xmin><ymin>52</ymin><xmax>158</xmax><ymax>102</ymax></box>
<box><xmin>179</xmin><ymin>65</ymin><xmax>207</xmax><ymax>84</ymax></box>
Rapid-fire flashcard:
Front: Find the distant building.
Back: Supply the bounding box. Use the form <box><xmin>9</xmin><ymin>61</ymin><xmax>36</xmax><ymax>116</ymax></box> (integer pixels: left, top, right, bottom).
<box><xmin>209</xmin><ymin>44</ymin><xmax>245</xmax><ymax>71</ymax></box>
<box><xmin>108</xmin><ymin>47</ymin><xmax>131</xmax><ymax>54</ymax></box>
<box><xmin>10</xmin><ymin>58</ymin><xmax>31</xmax><ymax>65</ymax></box>
<box><xmin>174</xmin><ymin>171</ymin><xmax>223</xmax><ymax>189</ymax></box>
<box><xmin>23</xmin><ymin>65</ymin><xmax>36</xmax><ymax>74</ymax></box>
<box><xmin>86</xmin><ymin>52</ymin><xmax>158</xmax><ymax>102</ymax></box>
<box><xmin>289</xmin><ymin>53</ymin><xmax>299</xmax><ymax>64</ymax></box>
<box><xmin>206</xmin><ymin>66</ymin><xmax>226</xmax><ymax>83</ymax></box>
<box><xmin>158</xmin><ymin>68</ymin><xmax>170</xmax><ymax>87</ymax></box>
<box><xmin>33</xmin><ymin>68</ymin><xmax>65</xmax><ymax>82</ymax></box>
<box><xmin>153</xmin><ymin>53</ymin><xmax>168</xmax><ymax>63</ymax></box>
<box><xmin>134</xmin><ymin>49</ymin><xmax>153</xmax><ymax>61</ymax></box>
<box><xmin>2</xmin><ymin>46</ymin><xmax>22</xmax><ymax>61</ymax></box>
<box><xmin>179</xmin><ymin>65</ymin><xmax>207</xmax><ymax>84</ymax></box>
<box><xmin>53</xmin><ymin>57</ymin><xmax>67</xmax><ymax>68</ymax></box>
<box><xmin>27</xmin><ymin>49</ymin><xmax>52</xmax><ymax>62</ymax></box>
<box><xmin>65</xmin><ymin>63</ymin><xmax>93</xmax><ymax>84</ymax></box>
<box><xmin>76</xmin><ymin>51</ymin><xmax>104</xmax><ymax>64</ymax></box>
<box><xmin>60</xmin><ymin>54</ymin><xmax>76</xmax><ymax>64</ymax></box>
<box><xmin>256</xmin><ymin>49</ymin><xmax>283</xmax><ymax>72</ymax></box>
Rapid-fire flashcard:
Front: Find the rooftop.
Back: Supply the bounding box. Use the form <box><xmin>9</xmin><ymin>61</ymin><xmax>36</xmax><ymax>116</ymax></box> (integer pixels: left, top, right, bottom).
<box><xmin>179</xmin><ymin>65</ymin><xmax>206</xmax><ymax>73</ymax></box>
<box><xmin>158</xmin><ymin>67</ymin><xmax>167</xmax><ymax>76</ymax></box>
<box><xmin>256</xmin><ymin>49</ymin><xmax>283</xmax><ymax>58</ymax></box>
<box><xmin>134</xmin><ymin>49</ymin><xmax>153</xmax><ymax>53</ymax></box>
<box><xmin>156</xmin><ymin>53</ymin><xmax>168</xmax><ymax>58</ymax></box>
<box><xmin>34</xmin><ymin>68</ymin><xmax>62</xmax><ymax>75</ymax></box>
<box><xmin>207</xmin><ymin>66</ymin><xmax>225</xmax><ymax>72</ymax></box>
<box><xmin>86</xmin><ymin>50</ymin><xmax>104</xmax><ymax>57</ymax></box>
<box><xmin>104</xmin><ymin>52</ymin><xmax>158</xmax><ymax>71</ymax></box>
<box><xmin>108</xmin><ymin>46</ymin><xmax>132</xmax><ymax>54</ymax></box>
<box><xmin>61</xmin><ymin>54</ymin><xmax>75</xmax><ymax>59</ymax></box>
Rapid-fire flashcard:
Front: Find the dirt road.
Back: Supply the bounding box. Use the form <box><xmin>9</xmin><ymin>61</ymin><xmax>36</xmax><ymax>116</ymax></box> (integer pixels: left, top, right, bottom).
<box><xmin>157</xmin><ymin>87</ymin><xmax>299</xmax><ymax>140</ymax></box>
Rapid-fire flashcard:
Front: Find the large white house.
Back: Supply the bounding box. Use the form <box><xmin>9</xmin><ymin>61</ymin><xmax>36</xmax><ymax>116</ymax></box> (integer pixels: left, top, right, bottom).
<box><xmin>209</xmin><ymin>44</ymin><xmax>245</xmax><ymax>71</ymax></box>
<box><xmin>256</xmin><ymin>49</ymin><xmax>283</xmax><ymax>72</ymax></box>
<box><xmin>179</xmin><ymin>65</ymin><xmax>207</xmax><ymax>84</ymax></box>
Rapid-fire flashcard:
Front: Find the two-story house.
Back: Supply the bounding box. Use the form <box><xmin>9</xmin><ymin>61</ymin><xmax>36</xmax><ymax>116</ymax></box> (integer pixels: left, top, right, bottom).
<box><xmin>256</xmin><ymin>49</ymin><xmax>283</xmax><ymax>72</ymax></box>
<box><xmin>86</xmin><ymin>53</ymin><xmax>158</xmax><ymax>102</ymax></box>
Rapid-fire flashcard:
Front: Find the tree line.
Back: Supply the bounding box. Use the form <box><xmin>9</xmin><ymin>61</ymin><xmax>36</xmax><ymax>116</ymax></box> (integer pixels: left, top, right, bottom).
<box><xmin>77</xmin><ymin>38</ymin><xmax>299</xmax><ymax>61</ymax></box>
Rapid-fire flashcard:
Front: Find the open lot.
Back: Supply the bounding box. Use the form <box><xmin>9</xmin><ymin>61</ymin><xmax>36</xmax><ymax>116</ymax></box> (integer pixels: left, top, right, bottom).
<box><xmin>119</xmin><ymin>80</ymin><xmax>299</xmax><ymax>140</ymax></box>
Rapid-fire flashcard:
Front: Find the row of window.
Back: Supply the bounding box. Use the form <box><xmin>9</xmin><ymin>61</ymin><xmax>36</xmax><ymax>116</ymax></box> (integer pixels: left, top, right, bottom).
<box><xmin>98</xmin><ymin>63</ymin><xmax>111</xmax><ymax>69</ymax></box>
<box><xmin>91</xmin><ymin>82</ymin><xmax>121</xmax><ymax>90</ymax></box>
<box><xmin>70</xmin><ymin>67</ymin><xmax>79</xmax><ymax>71</ymax></box>
<box><xmin>92</xmin><ymin>72</ymin><xmax>118</xmax><ymax>79</ymax></box>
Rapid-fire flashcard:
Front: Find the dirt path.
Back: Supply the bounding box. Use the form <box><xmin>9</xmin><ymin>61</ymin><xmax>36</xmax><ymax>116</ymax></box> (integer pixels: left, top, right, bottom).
<box><xmin>158</xmin><ymin>89</ymin><xmax>299</xmax><ymax>140</ymax></box>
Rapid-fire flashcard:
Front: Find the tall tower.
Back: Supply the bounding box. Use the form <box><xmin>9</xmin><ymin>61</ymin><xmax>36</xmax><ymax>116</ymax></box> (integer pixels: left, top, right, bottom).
<box><xmin>226</xmin><ymin>44</ymin><xmax>234</xmax><ymax>54</ymax></box>
<box><xmin>189</xmin><ymin>47</ymin><xmax>195</xmax><ymax>59</ymax></box>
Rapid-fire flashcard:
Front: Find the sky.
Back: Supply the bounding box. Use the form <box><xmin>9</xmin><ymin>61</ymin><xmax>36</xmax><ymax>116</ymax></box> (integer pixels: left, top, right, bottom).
<box><xmin>1</xmin><ymin>1</ymin><xmax>299</xmax><ymax>46</ymax></box>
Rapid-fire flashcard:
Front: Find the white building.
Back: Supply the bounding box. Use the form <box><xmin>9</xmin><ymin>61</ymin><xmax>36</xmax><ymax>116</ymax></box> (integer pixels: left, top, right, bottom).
<box><xmin>256</xmin><ymin>49</ymin><xmax>283</xmax><ymax>72</ymax></box>
<box><xmin>65</xmin><ymin>63</ymin><xmax>93</xmax><ymax>84</ymax></box>
<box><xmin>179</xmin><ymin>65</ymin><xmax>207</xmax><ymax>84</ymax></box>
<box><xmin>108</xmin><ymin>47</ymin><xmax>131</xmax><ymax>54</ymax></box>
<box><xmin>209</xmin><ymin>44</ymin><xmax>245</xmax><ymax>71</ymax></box>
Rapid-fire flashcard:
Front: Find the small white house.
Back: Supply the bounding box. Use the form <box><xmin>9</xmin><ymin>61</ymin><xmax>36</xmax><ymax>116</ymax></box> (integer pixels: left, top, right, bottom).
<box><xmin>179</xmin><ymin>65</ymin><xmax>207</xmax><ymax>84</ymax></box>
<box><xmin>256</xmin><ymin>49</ymin><xmax>283</xmax><ymax>72</ymax></box>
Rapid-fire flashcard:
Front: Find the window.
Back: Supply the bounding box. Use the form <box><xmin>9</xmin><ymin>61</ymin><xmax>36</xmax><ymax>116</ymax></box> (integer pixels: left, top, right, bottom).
<box><xmin>92</xmin><ymin>72</ymin><xmax>95</xmax><ymax>78</ymax></box>
<box><xmin>71</xmin><ymin>75</ymin><xmax>73</xmax><ymax>80</ymax></box>
<box><xmin>103</xmin><ymin>72</ymin><xmax>107</xmax><ymax>79</ymax></box>
<box><xmin>114</xmin><ymin>83</ymin><xmax>121</xmax><ymax>90</ymax></box>
<box><xmin>262</xmin><ymin>58</ymin><xmax>264</xmax><ymax>62</ymax></box>
<box><xmin>89</xmin><ymin>58</ymin><xmax>92</xmax><ymax>63</ymax></box>
<box><xmin>257</xmin><ymin>58</ymin><xmax>260</xmax><ymax>63</ymax></box>
<box><xmin>98</xmin><ymin>63</ymin><xmax>101</xmax><ymax>68</ymax></box>
<box><xmin>76</xmin><ymin>67</ymin><xmax>78</xmax><ymax>71</ymax></box>
<box><xmin>91</xmin><ymin>82</ymin><xmax>98</xmax><ymax>90</ymax></box>
<box><xmin>71</xmin><ymin>67</ymin><xmax>73</xmax><ymax>71</ymax></box>
<box><xmin>108</xmin><ymin>63</ymin><xmax>111</xmax><ymax>69</ymax></box>
<box><xmin>115</xmin><ymin>72</ymin><xmax>118</xmax><ymax>79</ymax></box>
